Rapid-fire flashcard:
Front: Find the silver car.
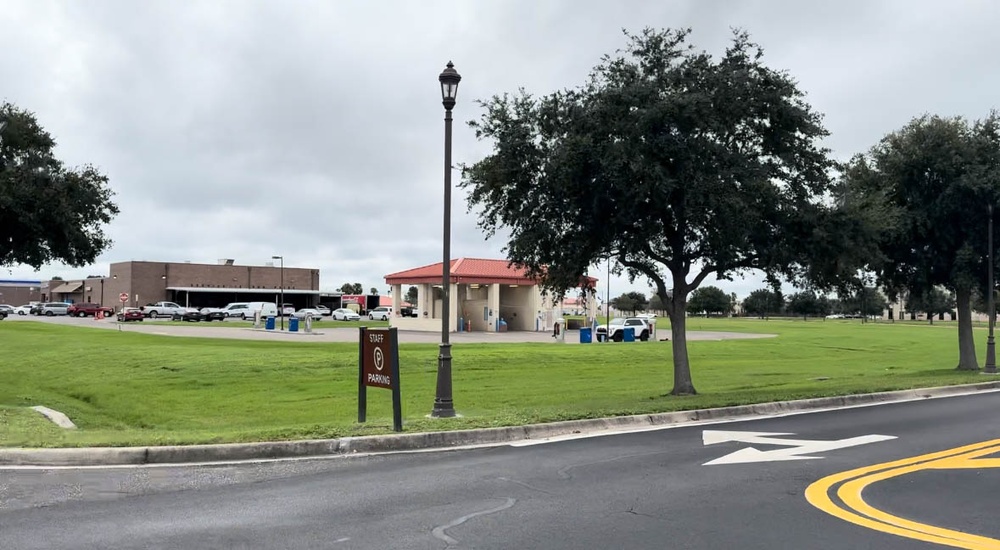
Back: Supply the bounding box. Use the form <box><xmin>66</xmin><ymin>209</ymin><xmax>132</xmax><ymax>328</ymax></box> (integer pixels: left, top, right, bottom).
<box><xmin>40</xmin><ymin>302</ymin><xmax>72</xmax><ymax>316</ymax></box>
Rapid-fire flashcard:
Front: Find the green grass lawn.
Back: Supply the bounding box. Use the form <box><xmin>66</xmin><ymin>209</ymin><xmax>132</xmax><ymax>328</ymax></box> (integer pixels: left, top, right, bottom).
<box><xmin>0</xmin><ymin>318</ymin><xmax>989</xmax><ymax>447</ymax></box>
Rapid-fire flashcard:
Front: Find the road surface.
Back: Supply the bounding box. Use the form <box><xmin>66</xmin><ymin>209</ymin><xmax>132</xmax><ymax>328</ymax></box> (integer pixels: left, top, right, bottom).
<box><xmin>4</xmin><ymin>391</ymin><xmax>1000</xmax><ymax>549</ymax></box>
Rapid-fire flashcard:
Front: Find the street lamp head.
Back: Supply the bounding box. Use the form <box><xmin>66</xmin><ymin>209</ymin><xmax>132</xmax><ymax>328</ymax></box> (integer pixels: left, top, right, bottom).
<box><xmin>272</xmin><ymin>255</ymin><xmax>282</xmax><ymax>260</ymax></box>
<box><xmin>439</xmin><ymin>61</ymin><xmax>461</xmax><ymax>111</ymax></box>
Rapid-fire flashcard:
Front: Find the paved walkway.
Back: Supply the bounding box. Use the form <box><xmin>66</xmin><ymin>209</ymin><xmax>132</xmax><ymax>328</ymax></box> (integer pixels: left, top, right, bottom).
<box><xmin>4</xmin><ymin>315</ymin><xmax>776</xmax><ymax>344</ymax></box>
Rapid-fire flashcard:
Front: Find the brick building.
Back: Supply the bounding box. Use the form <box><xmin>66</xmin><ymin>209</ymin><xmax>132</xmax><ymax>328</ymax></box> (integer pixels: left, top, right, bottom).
<box><xmin>63</xmin><ymin>259</ymin><xmax>323</xmax><ymax>310</ymax></box>
<box><xmin>0</xmin><ymin>279</ymin><xmax>44</xmax><ymax>306</ymax></box>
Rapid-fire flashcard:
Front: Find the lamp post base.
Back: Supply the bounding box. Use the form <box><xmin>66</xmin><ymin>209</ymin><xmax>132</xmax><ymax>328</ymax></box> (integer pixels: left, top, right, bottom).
<box><xmin>985</xmin><ymin>336</ymin><xmax>998</xmax><ymax>374</ymax></box>
<box><xmin>431</xmin><ymin>343</ymin><xmax>456</xmax><ymax>418</ymax></box>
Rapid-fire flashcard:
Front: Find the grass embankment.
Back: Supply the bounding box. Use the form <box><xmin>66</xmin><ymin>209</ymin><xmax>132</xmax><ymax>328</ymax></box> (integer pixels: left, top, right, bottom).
<box><xmin>0</xmin><ymin>319</ymin><xmax>985</xmax><ymax>447</ymax></box>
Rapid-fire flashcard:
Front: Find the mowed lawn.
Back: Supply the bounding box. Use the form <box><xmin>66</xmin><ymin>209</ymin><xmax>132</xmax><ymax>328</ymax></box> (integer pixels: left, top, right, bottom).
<box><xmin>0</xmin><ymin>318</ymin><xmax>987</xmax><ymax>447</ymax></box>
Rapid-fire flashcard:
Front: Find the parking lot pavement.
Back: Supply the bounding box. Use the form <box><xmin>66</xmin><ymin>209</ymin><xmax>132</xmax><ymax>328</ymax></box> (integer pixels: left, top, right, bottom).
<box><xmin>3</xmin><ymin>315</ymin><xmax>775</xmax><ymax>344</ymax></box>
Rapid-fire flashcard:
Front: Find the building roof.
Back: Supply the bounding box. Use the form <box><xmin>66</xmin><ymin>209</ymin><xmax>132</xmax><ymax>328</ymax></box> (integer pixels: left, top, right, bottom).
<box><xmin>385</xmin><ymin>258</ymin><xmax>539</xmax><ymax>285</ymax></box>
<box><xmin>385</xmin><ymin>258</ymin><xmax>598</xmax><ymax>287</ymax></box>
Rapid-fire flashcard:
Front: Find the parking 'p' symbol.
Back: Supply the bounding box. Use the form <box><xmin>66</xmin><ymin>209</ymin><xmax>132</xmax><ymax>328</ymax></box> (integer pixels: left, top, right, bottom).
<box><xmin>373</xmin><ymin>347</ymin><xmax>384</xmax><ymax>371</ymax></box>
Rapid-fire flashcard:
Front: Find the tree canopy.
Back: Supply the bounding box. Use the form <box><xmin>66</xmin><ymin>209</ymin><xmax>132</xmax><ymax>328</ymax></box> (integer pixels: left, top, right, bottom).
<box><xmin>687</xmin><ymin>286</ymin><xmax>730</xmax><ymax>316</ymax></box>
<box><xmin>742</xmin><ymin>289</ymin><xmax>784</xmax><ymax>319</ymax></box>
<box><xmin>0</xmin><ymin>102</ymin><xmax>119</xmax><ymax>268</ymax></box>
<box><xmin>462</xmin><ymin>28</ymin><xmax>842</xmax><ymax>394</ymax></box>
<box><xmin>339</xmin><ymin>283</ymin><xmax>364</xmax><ymax>294</ymax></box>
<box><xmin>906</xmin><ymin>287</ymin><xmax>956</xmax><ymax>324</ymax></box>
<box><xmin>611</xmin><ymin>291</ymin><xmax>648</xmax><ymax>316</ymax></box>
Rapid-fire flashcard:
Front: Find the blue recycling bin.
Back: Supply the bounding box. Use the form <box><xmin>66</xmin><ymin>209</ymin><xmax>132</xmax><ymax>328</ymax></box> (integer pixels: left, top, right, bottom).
<box><xmin>289</xmin><ymin>316</ymin><xmax>299</xmax><ymax>332</ymax></box>
<box><xmin>265</xmin><ymin>316</ymin><xmax>275</xmax><ymax>330</ymax></box>
<box><xmin>579</xmin><ymin>327</ymin><xmax>593</xmax><ymax>344</ymax></box>
<box><xmin>623</xmin><ymin>327</ymin><xmax>635</xmax><ymax>342</ymax></box>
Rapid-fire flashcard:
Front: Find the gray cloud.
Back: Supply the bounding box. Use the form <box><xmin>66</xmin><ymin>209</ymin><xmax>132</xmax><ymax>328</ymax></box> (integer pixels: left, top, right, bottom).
<box><xmin>3</xmin><ymin>0</ymin><xmax>999</xmax><ymax>301</ymax></box>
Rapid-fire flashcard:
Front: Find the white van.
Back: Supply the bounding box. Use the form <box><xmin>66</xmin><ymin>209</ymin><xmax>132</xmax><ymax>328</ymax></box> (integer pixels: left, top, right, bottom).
<box><xmin>243</xmin><ymin>301</ymin><xmax>278</xmax><ymax>320</ymax></box>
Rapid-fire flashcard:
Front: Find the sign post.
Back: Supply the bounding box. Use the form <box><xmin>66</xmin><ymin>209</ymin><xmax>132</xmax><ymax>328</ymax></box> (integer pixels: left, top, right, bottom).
<box><xmin>358</xmin><ymin>327</ymin><xmax>402</xmax><ymax>432</ymax></box>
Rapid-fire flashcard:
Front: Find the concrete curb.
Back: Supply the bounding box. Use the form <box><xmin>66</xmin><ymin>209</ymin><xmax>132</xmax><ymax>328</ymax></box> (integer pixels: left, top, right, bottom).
<box><xmin>4</xmin><ymin>381</ymin><xmax>1000</xmax><ymax>467</ymax></box>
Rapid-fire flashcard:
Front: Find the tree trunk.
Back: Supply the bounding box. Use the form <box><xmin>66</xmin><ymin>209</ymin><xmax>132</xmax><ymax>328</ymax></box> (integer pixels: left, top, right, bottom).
<box><xmin>669</xmin><ymin>298</ymin><xmax>697</xmax><ymax>395</ymax></box>
<box><xmin>955</xmin><ymin>287</ymin><xmax>979</xmax><ymax>370</ymax></box>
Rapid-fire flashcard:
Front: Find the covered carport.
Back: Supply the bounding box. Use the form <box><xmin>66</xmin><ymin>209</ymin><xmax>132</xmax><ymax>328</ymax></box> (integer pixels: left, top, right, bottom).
<box><xmin>165</xmin><ymin>287</ymin><xmax>322</xmax><ymax>309</ymax></box>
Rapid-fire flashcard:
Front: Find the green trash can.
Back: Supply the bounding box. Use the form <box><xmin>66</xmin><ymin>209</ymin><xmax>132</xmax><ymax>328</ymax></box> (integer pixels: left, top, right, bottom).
<box><xmin>289</xmin><ymin>316</ymin><xmax>299</xmax><ymax>332</ymax></box>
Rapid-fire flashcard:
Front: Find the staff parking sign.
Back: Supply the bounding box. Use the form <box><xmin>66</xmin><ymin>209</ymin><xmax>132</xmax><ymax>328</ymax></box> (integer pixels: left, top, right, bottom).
<box><xmin>358</xmin><ymin>327</ymin><xmax>402</xmax><ymax>431</ymax></box>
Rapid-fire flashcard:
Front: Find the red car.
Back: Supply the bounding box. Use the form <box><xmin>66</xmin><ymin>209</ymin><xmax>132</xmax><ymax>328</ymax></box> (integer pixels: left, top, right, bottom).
<box><xmin>116</xmin><ymin>308</ymin><xmax>144</xmax><ymax>322</ymax></box>
<box><xmin>67</xmin><ymin>303</ymin><xmax>115</xmax><ymax>318</ymax></box>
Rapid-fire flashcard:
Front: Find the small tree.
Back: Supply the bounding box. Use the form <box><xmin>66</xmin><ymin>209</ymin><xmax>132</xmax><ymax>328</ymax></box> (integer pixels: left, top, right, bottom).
<box><xmin>405</xmin><ymin>286</ymin><xmax>418</xmax><ymax>305</ymax></box>
<box><xmin>787</xmin><ymin>291</ymin><xmax>821</xmax><ymax>320</ymax></box>
<box><xmin>611</xmin><ymin>291</ymin><xmax>648</xmax><ymax>316</ymax></box>
<box><xmin>908</xmin><ymin>286</ymin><xmax>956</xmax><ymax>324</ymax></box>
<box><xmin>687</xmin><ymin>286</ymin><xmax>730</xmax><ymax>317</ymax></box>
<box><xmin>743</xmin><ymin>289</ymin><xmax>779</xmax><ymax>319</ymax></box>
<box><xmin>370</xmin><ymin>287</ymin><xmax>379</xmax><ymax>295</ymax></box>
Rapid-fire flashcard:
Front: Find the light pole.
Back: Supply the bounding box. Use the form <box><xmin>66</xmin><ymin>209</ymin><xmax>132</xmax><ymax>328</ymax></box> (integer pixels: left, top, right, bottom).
<box><xmin>272</xmin><ymin>255</ymin><xmax>284</xmax><ymax>331</ymax></box>
<box><xmin>431</xmin><ymin>61</ymin><xmax>461</xmax><ymax>418</ymax></box>
<box><xmin>986</xmin><ymin>204</ymin><xmax>997</xmax><ymax>374</ymax></box>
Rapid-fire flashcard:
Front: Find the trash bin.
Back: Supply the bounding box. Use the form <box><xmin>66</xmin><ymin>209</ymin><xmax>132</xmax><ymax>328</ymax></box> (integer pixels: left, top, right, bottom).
<box><xmin>289</xmin><ymin>316</ymin><xmax>299</xmax><ymax>332</ymax></box>
<box><xmin>265</xmin><ymin>316</ymin><xmax>275</xmax><ymax>330</ymax></box>
<box><xmin>623</xmin><ymin>327</ymin><xmax>635</xmax><ymax>342</ymax></box>
<box><xmin>580</xmin><ymin>327</ymin><xmax>592</xmax><ymax>344</ymax></box>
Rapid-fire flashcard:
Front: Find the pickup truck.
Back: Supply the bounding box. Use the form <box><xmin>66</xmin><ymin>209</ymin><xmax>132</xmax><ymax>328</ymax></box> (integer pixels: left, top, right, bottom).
<box><xmin>142</xmin><ymin>301</ymin><xmax>189</xmax><ymax>318</ymax></box>
<box><xmin>595</xmin><ymin>317</ymin><xmax>651</xmax><ymax>342</ymax></box>
<box><xmin>66</xmin><ymin>303</ymin><xmax>115</xmax><ymax>318</ymax></box>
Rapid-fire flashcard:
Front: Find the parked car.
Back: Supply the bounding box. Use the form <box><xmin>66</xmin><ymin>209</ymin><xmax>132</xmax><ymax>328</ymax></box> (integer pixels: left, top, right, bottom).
<box><xmin>243</xmin><ymin>302</ymin><xmax>279</xmax><ymax>320</ymax></box>
<box><xmin>292</xmin><ymin>308</ymin><xmax>323</xmax><ymax>320</ymax></box>
<box><xmin>199</xmin><ymin>308</ymin><xmax>227</xmax><ymax>322</ymax></box>
<box><xmin>142</xmin><ymin>301</ymin><xmax>188</xmax><ymax>318</ymax></box>
<box><xmin>400</xmin><ymin>306</ymin><xmax>419</xmax><ymax>318</ymax></box>
<box><xmin>221</xmin><ymin>302</ymin><xmax>250</xmax><ymax>318</ymax></box>
<box><xmin>0</xmin><ymin>304</ymin><xmax>14</xmax><ymax>315</ymax></box>
<box><xmin>279</xmin><ymin>303</ymin><xmax>296</xmax><ymax>316</ymax></box>
<box><xmin>171</xmin><ymin>309</ymin><xmax>203</xmax><ymax>322</ymax></box>
<box><xmin>368</xmin><ymin>306</ymin><xmax>393</xmax><ymax>320</ymax></box>
<box><xmin>331</xmin><ymin>308</ymin><xmax>361</xmax><ymax>321</ymax></box>
<box><xmin>14</xmin><ymin>305</ymin><xmax>32</xmax><ymax>315</ymax></box>
<box><xmin>117</xmin><ymin>307</ymin><xmax>144</xmax><ymax>322</ymax></box>
<box><xmin>0</xmin><ymin>309</ymin><xmax>6</xmax><ymax>320</ymax></box>
<box><xmin>29</xmin><ymin>303</ymin><xmax>44</xmax><ymax>315</ymax></box>
<box><xmin>595</xmin><ymin>317</ymin><xmax>651</xmax><ymax>342</ymax></box>
<box><xmin>315</xmin><ymin>305</ymin><xmax>331</xmax><ymax>316</ymax></box>
<box><xmin>66</xmin><ymin>303</ymin><xmax>115</xmax><ymax>318</ymax></box>
<box><xmin>39</xmin><ymin>302</ymin><xmax>72</xmax><ymax>316</ymax></box>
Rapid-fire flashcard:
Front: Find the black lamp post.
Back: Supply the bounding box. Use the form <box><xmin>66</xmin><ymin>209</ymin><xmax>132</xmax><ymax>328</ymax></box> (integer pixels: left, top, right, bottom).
<box><xmin>273</xmin><ymin>255</ymin><xmax>284</xmax><ymax>331</ymax></box>
<box><xmin>986</xmin><ymin>204</ymin><xmax>997</xmax><ymax>374</ymax></box>
<box><xmin>431</xmin><ymin>61</ymin><xmax>461</xmax><ymax>418</ymax></box>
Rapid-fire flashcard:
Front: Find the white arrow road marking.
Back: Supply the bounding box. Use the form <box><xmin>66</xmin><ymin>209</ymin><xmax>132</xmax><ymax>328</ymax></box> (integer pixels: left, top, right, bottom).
<box><xmin>702</xmin><ymin>430</ymin><xmax>896</xmax><ymax>465</ymax></box>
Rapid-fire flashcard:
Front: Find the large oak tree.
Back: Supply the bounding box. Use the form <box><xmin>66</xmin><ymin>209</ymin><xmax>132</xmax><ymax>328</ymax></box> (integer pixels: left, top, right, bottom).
<box><xmin>462</xmin><ymin>29</ymin><xmax>846</xmax><ymax>394</ymax></box>
<box><xmin>843</xmin><ymin>113</ymin><xmax>1000</xmax><ymax>369</ymax></box>
<box><xmin>0</xmin><ymin>102</ymin><xmax>118</xmax><ymax>268</ymax></box>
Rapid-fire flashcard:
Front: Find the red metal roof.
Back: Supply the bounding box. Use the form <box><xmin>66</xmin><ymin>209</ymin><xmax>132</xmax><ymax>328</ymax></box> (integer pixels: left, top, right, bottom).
<box><xmin>385</xmin><ymin>258</ymin><xmax>598</xmax><ymax>287</ymax></box>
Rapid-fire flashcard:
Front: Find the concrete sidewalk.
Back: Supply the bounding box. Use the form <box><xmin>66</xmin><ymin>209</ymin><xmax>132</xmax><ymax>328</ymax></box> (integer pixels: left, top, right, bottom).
<box><xmin>4</xmin><ymin>315</ymin><xmax>775</xmax><ymax>344</ymax></box>
<box><xmin>4</xmin><ymin>382</ymin><xmax>998</xmax><ymax>467</ymax></box>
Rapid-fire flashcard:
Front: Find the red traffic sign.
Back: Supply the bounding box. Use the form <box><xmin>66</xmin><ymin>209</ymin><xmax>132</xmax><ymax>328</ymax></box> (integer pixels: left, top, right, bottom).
<box><xmin>119</xmin><ymin>292</ymin><xmax>129</xmax><ymax>303</ymax></box>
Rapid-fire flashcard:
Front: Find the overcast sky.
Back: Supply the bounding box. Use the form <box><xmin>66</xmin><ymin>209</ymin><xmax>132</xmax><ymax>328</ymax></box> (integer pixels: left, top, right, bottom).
<box><xmin>3</xmin><ymin>0</ymin><xmax>999</xmax><ymax>300</ymax></box>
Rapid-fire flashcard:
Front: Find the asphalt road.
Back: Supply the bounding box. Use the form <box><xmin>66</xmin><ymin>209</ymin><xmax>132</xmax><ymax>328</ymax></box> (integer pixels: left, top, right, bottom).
<box><xmin>4</xmin><ymin>392</ymin><xmax>1000</xmax><ymax>549</ymax></box>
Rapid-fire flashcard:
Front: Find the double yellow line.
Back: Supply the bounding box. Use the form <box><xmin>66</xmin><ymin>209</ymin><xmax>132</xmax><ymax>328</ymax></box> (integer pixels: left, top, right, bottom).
<box><xmin>806</xmin><ymin>439</ymin><xmax>1000</xmax><ymax>549</ymax></box>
